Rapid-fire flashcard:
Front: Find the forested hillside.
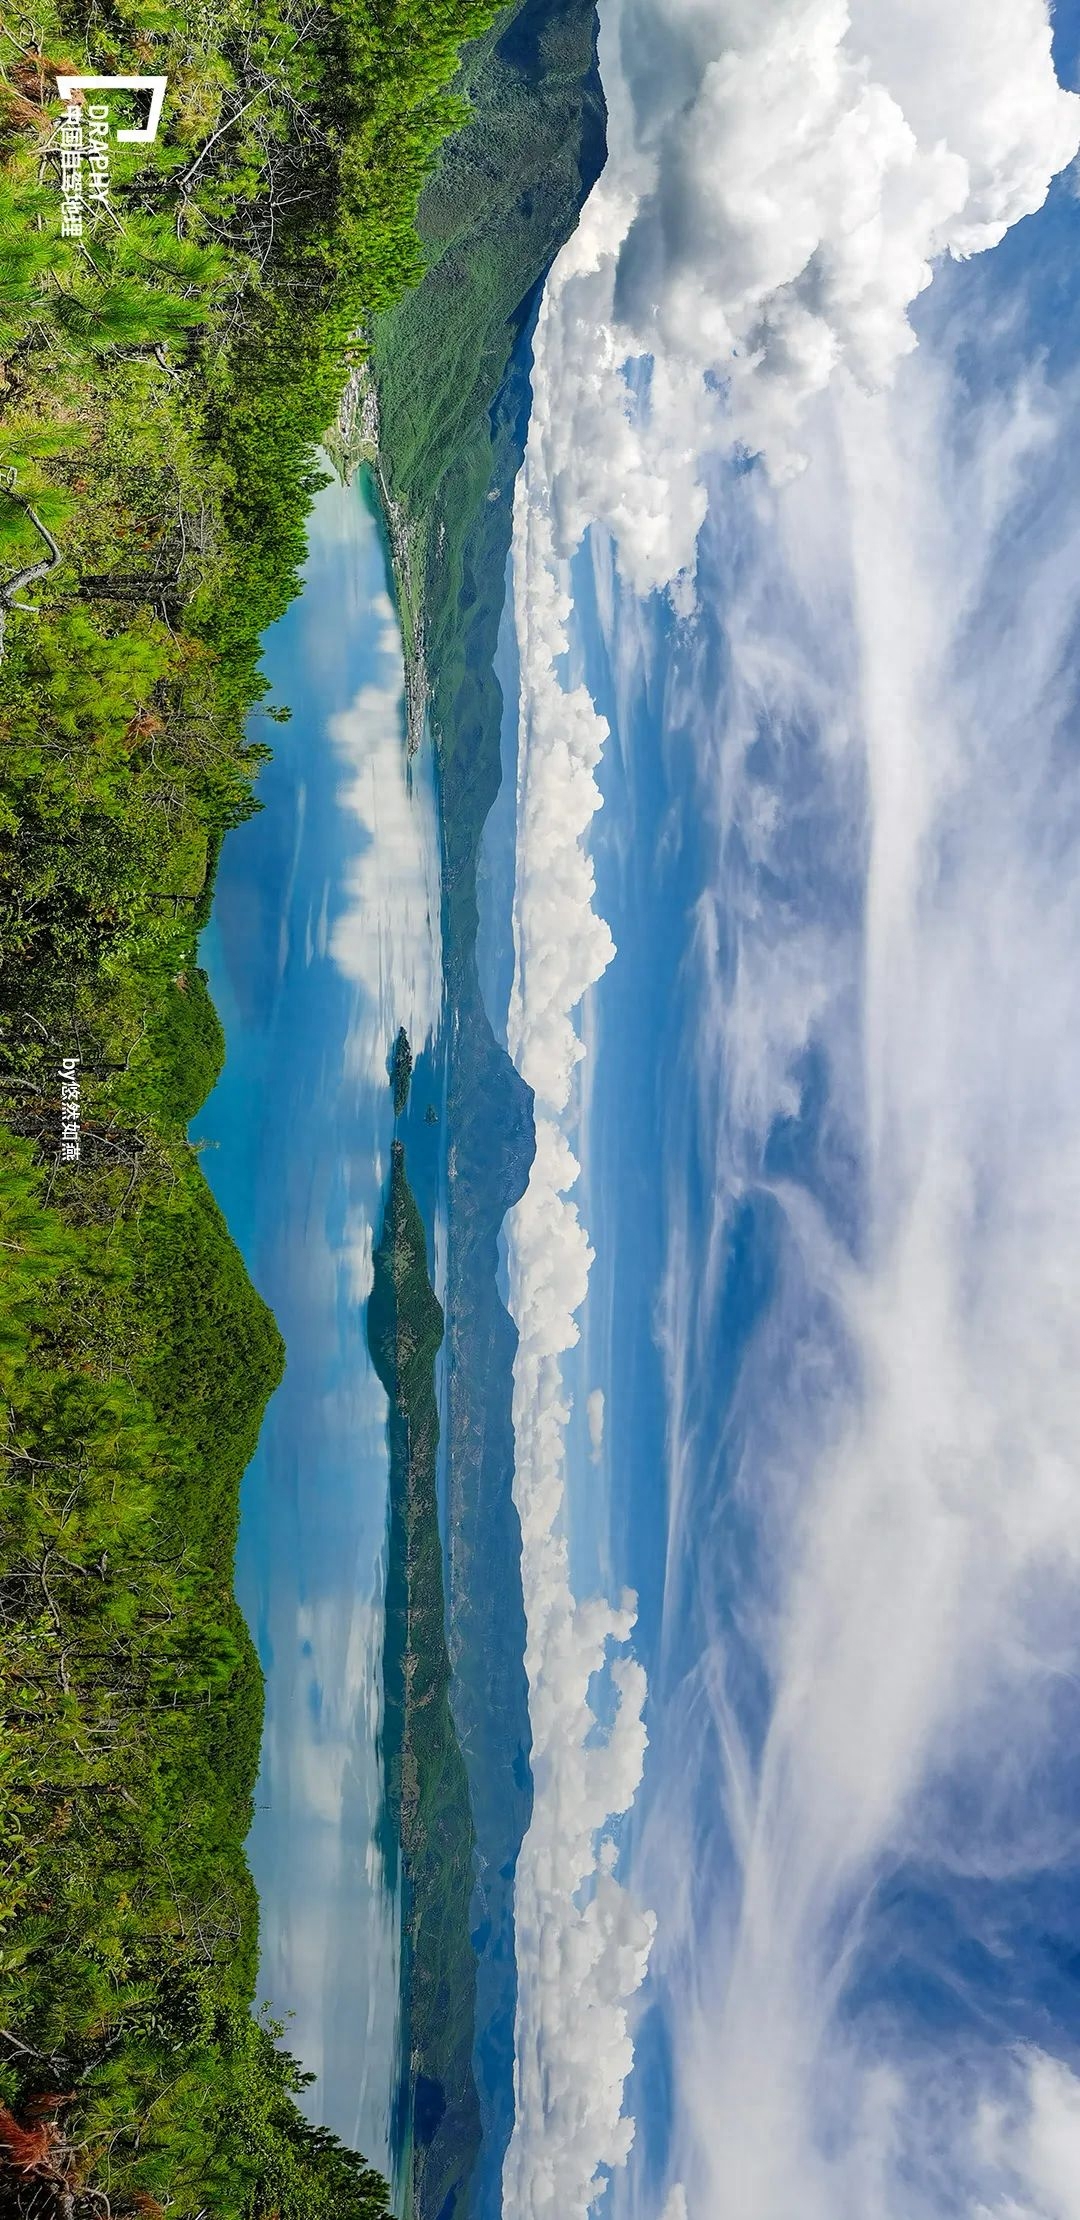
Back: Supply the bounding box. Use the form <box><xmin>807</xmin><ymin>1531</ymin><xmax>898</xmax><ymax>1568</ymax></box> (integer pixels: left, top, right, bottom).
<box><xmin>0</xmin><ymin>0</ymin><xmax>502</xmax><ymax>2211</ymax></box>
<box><xmin>366</xmin><ymin>1137</ymin><xmax>480</xmax><ymax>2220</ymax></box>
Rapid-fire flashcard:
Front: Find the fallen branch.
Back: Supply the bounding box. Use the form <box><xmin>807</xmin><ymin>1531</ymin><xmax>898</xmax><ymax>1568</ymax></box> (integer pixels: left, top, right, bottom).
<box><xmin>0</xmin><ymin>483</ymin><xmax>63</xmax><ymax>660</ymax></box>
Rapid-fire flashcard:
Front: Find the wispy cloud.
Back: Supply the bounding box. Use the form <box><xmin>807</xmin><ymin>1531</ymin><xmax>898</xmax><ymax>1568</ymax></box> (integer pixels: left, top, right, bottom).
<box><xmin>587</xmin><ymin>1389</ymin><xmax>606</xmax><ymax>1466</ymax></box>
<box><xmin>502</xmin><ymin>4</ymin><xmax>1080</xmax><ymax>2214</ymax></box>
<box><xmin>628</xmin><ymin>312</ymin><xmax>1080</xmax><ymax>2220</ymax></box>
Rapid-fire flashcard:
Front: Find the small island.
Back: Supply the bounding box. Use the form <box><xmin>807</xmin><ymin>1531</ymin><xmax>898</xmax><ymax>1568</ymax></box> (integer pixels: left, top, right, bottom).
<box><xmin>390</xmin><ymin>1025</ymin><xmax>414</xmax><ymax>1116</ymax></box>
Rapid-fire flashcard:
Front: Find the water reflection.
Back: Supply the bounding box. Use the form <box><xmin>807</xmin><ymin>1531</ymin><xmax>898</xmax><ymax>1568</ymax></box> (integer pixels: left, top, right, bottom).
<box><xmin>191</xmin><ymin>471</ymin><xmax>442</xmax><ymax>2173</ymax></box>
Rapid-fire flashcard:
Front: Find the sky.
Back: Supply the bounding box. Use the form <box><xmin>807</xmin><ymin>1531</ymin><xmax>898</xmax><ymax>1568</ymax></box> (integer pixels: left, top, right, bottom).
<box><xmin>495</xmin><ymin>3</ymin><xmax>1080</xmax><ymax>2217</ymax></box>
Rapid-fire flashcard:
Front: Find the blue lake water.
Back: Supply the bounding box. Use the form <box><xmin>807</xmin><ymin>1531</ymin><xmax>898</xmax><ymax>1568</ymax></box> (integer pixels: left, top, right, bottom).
<box><xmin>191</xmin><ymin>470</ymin><xmax>443</xmax><ymax>2179</ymax></box>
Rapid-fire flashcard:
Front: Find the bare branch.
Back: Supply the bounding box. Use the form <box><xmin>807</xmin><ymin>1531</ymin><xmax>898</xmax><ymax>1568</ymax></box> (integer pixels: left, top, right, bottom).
<box><xmin>0</xmin><ymin>480</ymin><xmax>63</xmax><ymax>660</ymax></box>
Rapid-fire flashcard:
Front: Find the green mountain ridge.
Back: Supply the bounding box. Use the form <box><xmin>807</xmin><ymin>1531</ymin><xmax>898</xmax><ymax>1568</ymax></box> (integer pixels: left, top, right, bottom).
<box><xmin>369</xmin><ymin>0</ymin><xmax>606</xmax><ymax>2197</ymax></box>
<box><xmin>366</xmin><ymin>1139</ymin><xmax>480</xmax><ymax>2220</ymax></box>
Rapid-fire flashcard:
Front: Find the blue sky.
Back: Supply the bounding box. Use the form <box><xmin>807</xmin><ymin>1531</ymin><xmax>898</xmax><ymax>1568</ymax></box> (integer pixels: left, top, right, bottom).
<box><xmin>494</xmin><ymin>4</ymin><xmax>1080</xmax><ymax>2217</ymax></box>
<box><xmin>190</xmin><ymin>10</ymin><xmax>1080</xmax><ymax>2217</ymax></box>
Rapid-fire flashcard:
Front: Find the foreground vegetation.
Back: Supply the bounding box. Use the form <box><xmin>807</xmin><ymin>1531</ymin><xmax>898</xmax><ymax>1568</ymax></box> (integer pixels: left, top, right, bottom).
<box><xmin>0</xmin><ymin>0</ymin><xmax>504</xmax><ymax>2209</ymax></box>
<box><xmin>0</xmin><ymin>1114</ymin><xmax>396</xmax><ymax>2220</ymax></box>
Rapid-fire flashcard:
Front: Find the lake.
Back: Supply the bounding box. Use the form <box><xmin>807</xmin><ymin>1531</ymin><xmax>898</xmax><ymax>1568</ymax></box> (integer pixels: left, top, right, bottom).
<box><xmin>191</xmin><ymin>468</ymin><xmax>443</xmax><ymax>2182</ymax></box>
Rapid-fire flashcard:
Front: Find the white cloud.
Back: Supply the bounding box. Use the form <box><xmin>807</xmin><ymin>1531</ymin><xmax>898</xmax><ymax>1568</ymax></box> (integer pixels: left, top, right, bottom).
<box><xmin>502</xmin><ymin>272</ymin><xmax>654</xmax><ymax>2219</ymax></box>
<box><xmin>502</xmin><ymin>4</ymin><xmax>1080</xmax><ymax>2214</ymax></box>
<box><xmin>624</xmin><ymin>296</ymin><xmax>1080</xmax><ymax>2220</ymax></box>
<box><xmin>587</xmin><ymin>1388</ymin><xmax>606</xmax><ymax>1465</ymax></box>
<box><xmin>340</xmin><ymin>1204</ymin><xmax>375</xmax><ymax>1305</ymax></box>
<box><xmin>1009</xmin><ymin>2054</ymin><xmax>1080</xmax><ymax>2220</ymax></box>
<box><xmin>327</xmin><ymin>623</ymin><xmax>442</xmax><ymax>1081</ymax></box>
<box><xmin>527</xmin><ymin>0</ymin><xmax>1080</xmax><ymax>599</ymax></box>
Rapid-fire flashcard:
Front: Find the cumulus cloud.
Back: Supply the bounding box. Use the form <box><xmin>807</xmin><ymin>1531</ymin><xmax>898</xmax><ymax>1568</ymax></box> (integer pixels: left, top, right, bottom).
<box><xmin>505</xmin><ymin>484</ymin><xmax>614</xmax><ymax>1113</ymax></box>
<box><xmin>328</xmin><ymin>612</ymin><xmax>442</xmax><ymax>1080</ymax></box>
<box><xmin>503</xmin><ymin>442</ymin><xmax>653</xmax><ymax>2216</ymax></box>
<box><xmin>528</xmin><ymin>0</ymin><xmax>1080</xmax><ymax>596</ymax></box>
